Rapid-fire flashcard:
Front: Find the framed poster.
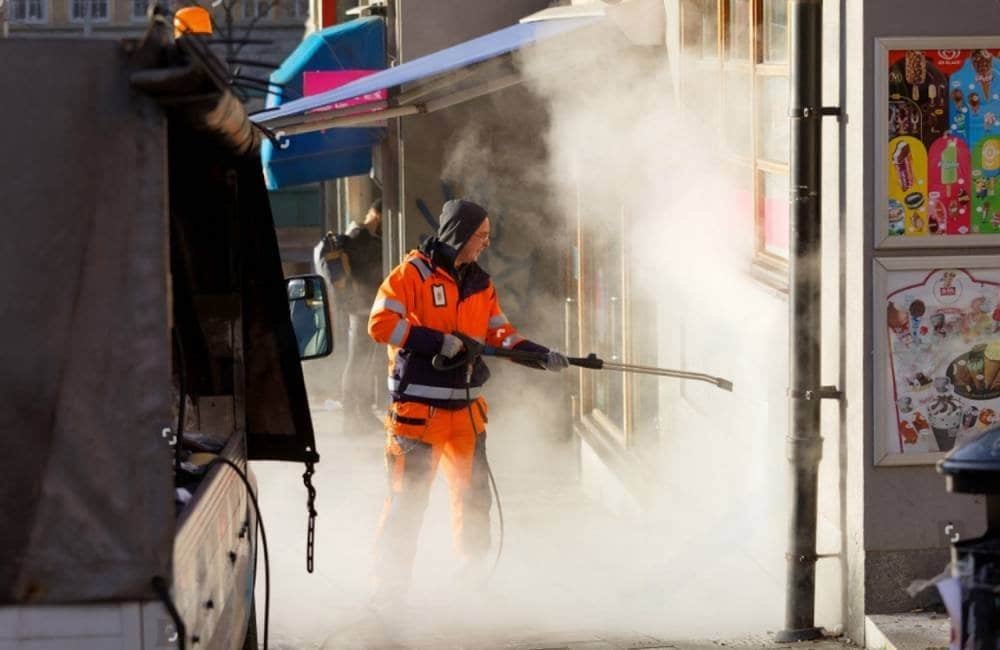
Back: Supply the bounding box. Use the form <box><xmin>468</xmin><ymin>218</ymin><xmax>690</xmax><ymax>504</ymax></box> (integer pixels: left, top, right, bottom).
<box><xmin>876</xmin><ymin>38</ymin><xmax>1000</xmax><ymax>249</ymax></box>
<box><xmin>875</xmin><ymin>256</ymin><xmax>1000</xmax><ymax>465</ymax></box>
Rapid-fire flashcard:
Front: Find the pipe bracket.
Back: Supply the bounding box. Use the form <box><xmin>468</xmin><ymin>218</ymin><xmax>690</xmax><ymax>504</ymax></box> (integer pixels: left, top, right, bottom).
<box><xmin>787</xmin><ymin>386</ymin><xmax>842</xmax><ymax>400</ymax></box>
<box><xmin>788</xmin><ymin>106</ymin><xmax>842</xmax><ymax>119</ymax></box>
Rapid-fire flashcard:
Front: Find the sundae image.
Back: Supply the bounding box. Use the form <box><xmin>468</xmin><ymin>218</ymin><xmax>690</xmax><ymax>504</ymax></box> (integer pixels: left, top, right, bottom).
<box><xmin>893</xmin><ymin>141</ymin><xmax>914</xmax><ymax>191</ymax></box>
<box><xmin>972</xmin><ymin>49</ymin><xmax>994</xmax><ymax>98</ymax></box>
<box><xmin>905</xmin><ymin>50</ymin><xmax>927</xmax><ymax>100</ymax></box>
<box><xmin>906</xmin><ymin>371</ymin><xmax>933</xmax><ymax>392</ymax></box>
<box><xmin>952</xmin><ymin>87</ymin><xmax>966</xmax><ymax>112</ymax></box>
<box><xmin>928</xmin><ymin>394</ymin><xmax>964</xmax><ymax>451</ymax></box>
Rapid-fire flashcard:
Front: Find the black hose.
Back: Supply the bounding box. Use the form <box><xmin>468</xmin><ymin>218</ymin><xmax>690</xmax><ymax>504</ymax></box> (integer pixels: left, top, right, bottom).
<box><xmin>172</xmin><ymin>327</ymin><xmax>268</xmax><ymax>649</ymax></box>
<box><xmin>152</xmin><ymin>576</ymin><xmax>186</xmax><ymax>650</ymax></box>
<box><xmin>463</xmin><ymin>379</ymin><xmax>504</xmax><ymax>580</ymax></box>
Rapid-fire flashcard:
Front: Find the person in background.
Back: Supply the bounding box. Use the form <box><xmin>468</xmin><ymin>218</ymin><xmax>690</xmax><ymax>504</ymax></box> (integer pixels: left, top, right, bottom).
<box><xmin>314</xmin><ymin>199</ymin><xmax>383</xmax><ymax>433</ymax></box>
<box><xmin>367</xmin><ymin>198</ymin><xmax>569</xmax><ymax>608</ymax></box>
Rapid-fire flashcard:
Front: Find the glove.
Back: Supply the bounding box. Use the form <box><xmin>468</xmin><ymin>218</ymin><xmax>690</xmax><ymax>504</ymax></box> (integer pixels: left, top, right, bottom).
<box><xmin>544</xmin><ymin>350</ymin><xmax>570</xmax><ymax>372</ymax></box>
<box><xmin>440</xmin><ymin>333</ymin><xmax>464</xmax><ymax>359</ymax></box>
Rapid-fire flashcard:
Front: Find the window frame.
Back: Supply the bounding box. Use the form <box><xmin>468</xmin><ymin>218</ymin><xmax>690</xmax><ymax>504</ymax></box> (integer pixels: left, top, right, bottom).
<box><xmin>131</xmin><ymin>0</ymin><xmax>150</xmax><ymax>21</ymax></box>
<box><xmin>6</xmin><ymin>0</ymin><xmax>48</xmax><ymax>23</ymax></box>
<box><xmin>285</xmin><ymin>0</ymin><xmax>308</xmax><ymax>19</ymax></box>
<box><xmin>242</xmin><ymin>0</ymin><xmax>271</xmax><ymax>20</ymax></box>
<box><xmin>680</xmin><ymin>0</ymin><xmax>791</xmax><ymax>289</ymax></box>
<box><xmin>68</xmin><ymin>0</ymin><xmax>110</xmax><ymax>22</ymax></box>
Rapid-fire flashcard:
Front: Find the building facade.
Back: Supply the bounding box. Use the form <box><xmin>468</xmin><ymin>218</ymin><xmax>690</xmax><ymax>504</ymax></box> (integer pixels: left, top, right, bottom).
<box><xmin>372</xmin><ymin>0</ymin><xmax>1000</xmax><ymax>644</ymax></box>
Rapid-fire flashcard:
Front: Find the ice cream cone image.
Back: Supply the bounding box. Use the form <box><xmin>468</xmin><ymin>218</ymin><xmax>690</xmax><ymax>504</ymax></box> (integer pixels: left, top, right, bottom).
<box><xmin>985</xmin><ymin>360</ymin><xmax>1000</xmax><ymax>386</ymax></box>
<box><xmin>973</xmin><ymin>49</ymin><xmax>995</xmax><ymax>98</ymax></box>
<box><xmin>984</xmin><ymin>341</ymin><xmax>1000</xmax><ymax>388</ymax></box>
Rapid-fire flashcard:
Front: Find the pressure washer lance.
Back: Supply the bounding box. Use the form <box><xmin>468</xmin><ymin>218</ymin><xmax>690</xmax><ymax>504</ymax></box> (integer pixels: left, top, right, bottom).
<box><xmin>432</xmin><ymin>333</ymin><xmax>734</xmax><ymax>392</ymax></box>
<box><xmin>429</xmin><ymin>332</ymin><xmax>732</xmax><ymax>580</ymax></box>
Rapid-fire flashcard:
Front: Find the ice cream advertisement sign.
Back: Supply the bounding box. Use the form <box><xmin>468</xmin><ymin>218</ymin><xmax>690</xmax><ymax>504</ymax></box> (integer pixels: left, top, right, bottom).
<box><xmin>882</xmin><ymin>264</ymin><xmax>1000</xmax><ymax>462</ymax></box>
<box><xmin>886</xmin><ymin>48</ymin><xmax>1000</xmax><ymax>240</ymax></box>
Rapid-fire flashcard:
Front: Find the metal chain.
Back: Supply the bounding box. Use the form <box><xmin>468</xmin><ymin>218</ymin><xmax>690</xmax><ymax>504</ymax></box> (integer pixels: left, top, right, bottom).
<box><xmin>302</xmin><ymin>461</ymin><xmax>317</xmax><ymax>573</ymax></box>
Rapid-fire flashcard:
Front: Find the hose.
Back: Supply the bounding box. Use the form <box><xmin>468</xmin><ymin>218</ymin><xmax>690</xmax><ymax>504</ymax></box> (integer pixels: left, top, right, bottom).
<box><xmin>172</xmin><ymin>328</ymin><xmax>270</xmax><ymax>649</ymax></box>
<box><xmin>463</xmin><ymin>377</ymin><xmax>505</xmax><ymax>580</ymax></box>
<box><xmin>152</xmin><ymin>576</ymin><xmax>185</xmax><ymax>650</ymax></box>
<box><xmin>209</xmin><ymin>457</ymin><xmax>270</xmax><ymax>650</ymax></box>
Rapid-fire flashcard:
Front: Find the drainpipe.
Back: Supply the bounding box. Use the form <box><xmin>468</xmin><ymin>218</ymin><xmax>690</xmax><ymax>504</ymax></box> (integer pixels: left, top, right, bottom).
<box><xmin>777</xmin><ymin>0</ymin><xmax>832</xmax><ymax>642</ymax></box>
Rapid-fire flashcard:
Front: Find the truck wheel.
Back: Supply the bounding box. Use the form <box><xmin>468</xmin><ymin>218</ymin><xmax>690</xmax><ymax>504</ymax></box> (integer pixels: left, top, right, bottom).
<box><xmin>241</xmin><ymin>600</ymin><xmax>258</xmax><ymax>650</ymax></box>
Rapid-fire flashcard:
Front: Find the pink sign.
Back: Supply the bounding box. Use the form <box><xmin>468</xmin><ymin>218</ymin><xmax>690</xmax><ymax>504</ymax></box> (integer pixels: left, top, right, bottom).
<box><xmin>303</xmin><ymin>70</ymin><xmax>386</xmax><ymax>113</ymax></box>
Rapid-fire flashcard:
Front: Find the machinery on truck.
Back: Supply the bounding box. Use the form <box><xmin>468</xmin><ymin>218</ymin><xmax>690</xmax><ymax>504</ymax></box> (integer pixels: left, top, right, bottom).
<box><xmin>0</xmin><ymin>16</ymin><xmax>330</xmax><ymax>650</ymax></box>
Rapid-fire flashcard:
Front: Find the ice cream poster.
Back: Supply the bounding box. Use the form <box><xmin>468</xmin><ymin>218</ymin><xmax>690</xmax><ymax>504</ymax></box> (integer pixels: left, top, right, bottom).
<box><xmin>884</xmin><ymin>266</ymin><xmax>1000</xmax><ymax>459</ymax></box>
<box><xmin>887</xmin><ymin>49</ymin><xmax>1000</xmax><ymax>239</ymax></box>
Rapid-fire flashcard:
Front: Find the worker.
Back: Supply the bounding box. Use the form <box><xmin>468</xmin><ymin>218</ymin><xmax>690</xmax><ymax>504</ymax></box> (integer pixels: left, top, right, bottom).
<box><xmin>314</xmin><ymin>199</ymin><xmax>383</xmax><ymax>433</ymax></box>
<box><xmin>367</xmin><ymin>198</ymin><xmax>568</xmax><ymax>607</ymax></box>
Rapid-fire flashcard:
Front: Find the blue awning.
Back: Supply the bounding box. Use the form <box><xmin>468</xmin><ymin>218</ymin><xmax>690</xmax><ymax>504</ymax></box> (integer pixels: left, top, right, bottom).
<box><xmin>253</xmin><ymin>14</ymin><xmax>600</xmax><ymax>132</ymax></box>
<box><xmin>261</xmin><ymin>17</ymin><xmax>386</xmax><ymax>189</ymax></box>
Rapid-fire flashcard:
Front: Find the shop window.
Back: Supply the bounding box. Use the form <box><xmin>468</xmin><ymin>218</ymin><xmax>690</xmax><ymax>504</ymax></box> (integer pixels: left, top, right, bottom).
<box><xmin>762</xmin><ymin>0</ymin><xmax>788</xmax><ymax>64</ymax></box>
<box><xmin>69</xmin><ymin>0</ymin><xmax>108</xmax><ymax>22</ymax></box>
<box><xmin>7</xmin><ymin>0</ymin><xmax>46</xmax><ymax>22</ymax></box>
<box><xmin>583</xmin><ymin>204</ymin><xmax>626</xmax><ymax>435</ymax></box>
<box><xmin>725</xmin><ymin>0</ymin><xmax>750</xmax><ymax>62</ymax></box>
<box><xmin>569</xmin><ymin>186</ymin><xmax>663</xmax><ymax>449</ymax></box>
<box><xmin>680</xmin><ymin>0</ymin><xmax>719</xmax><ymax>61</ymax></box>
<box><xmin>758</xmin><ymin>168</ymin><xmax>790</xmax><ymax>259</ymax></box>
<box><xmin>757</xmin><ymin>73</ymin><xmax>789</xmax><ymax>165</ymax></box>
<box><xmin>680</xmin><ymin>0</ymin><xmax>791</xmax><ymax>286</ymax></box>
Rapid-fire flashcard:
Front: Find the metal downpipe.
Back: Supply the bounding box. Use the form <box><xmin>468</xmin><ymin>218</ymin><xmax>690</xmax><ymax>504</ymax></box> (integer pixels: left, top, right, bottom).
<box><xmin>776</xmin><ymin>0</ymin><xmax>824</xmax><ymax>643</ymax></box>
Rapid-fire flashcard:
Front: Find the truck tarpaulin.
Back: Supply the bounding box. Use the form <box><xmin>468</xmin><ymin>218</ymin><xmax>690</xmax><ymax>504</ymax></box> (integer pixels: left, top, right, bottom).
<box><xmin>0</xmin><ymin>40</ymin><xmax>174</xmax><ymax>604</ymax></box>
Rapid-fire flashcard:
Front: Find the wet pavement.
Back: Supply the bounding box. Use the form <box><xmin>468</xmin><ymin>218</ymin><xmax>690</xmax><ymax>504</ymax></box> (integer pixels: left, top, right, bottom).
<box><xmin>251</xmin><ymin>405</ymin><xmax>854</xmax><ymax>650</ymax></box>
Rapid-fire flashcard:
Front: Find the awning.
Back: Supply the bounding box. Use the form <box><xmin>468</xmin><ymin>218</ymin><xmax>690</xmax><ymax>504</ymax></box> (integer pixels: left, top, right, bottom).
<box><xmin>261</xmin><ymin>16</ymin><xmax>386</xmax><ymax>189</ymax></box>
<box><xmin>251</xmin><ymin>12</ymin><xmax>606</xmax><ymax>137</ymax></box>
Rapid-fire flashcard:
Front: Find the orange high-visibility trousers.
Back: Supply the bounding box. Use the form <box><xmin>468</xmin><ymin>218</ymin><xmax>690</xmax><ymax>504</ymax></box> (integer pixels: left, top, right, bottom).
<box><xmin>373</xmin><ymin>397</ymin><xmax>491</xmax><ymax>594</ymax></box>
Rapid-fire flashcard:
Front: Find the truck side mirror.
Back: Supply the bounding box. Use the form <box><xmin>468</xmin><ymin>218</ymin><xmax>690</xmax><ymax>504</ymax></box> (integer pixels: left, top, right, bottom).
<box><xmin>286</xmin><ymin>274</ymin><xmax>333</xmax><ymax>360</ymax></box>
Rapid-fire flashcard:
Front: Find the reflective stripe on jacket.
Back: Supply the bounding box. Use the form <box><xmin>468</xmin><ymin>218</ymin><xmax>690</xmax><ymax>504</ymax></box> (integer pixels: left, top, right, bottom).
<box><xmin>368</xmin><ymin>250</ymin><xmax>543</xmax><ymax>409</ymax></box>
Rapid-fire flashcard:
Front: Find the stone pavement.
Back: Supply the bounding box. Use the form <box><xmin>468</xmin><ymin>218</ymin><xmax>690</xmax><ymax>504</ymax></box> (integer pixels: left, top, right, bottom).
<box><xmin>865</xmin><ymin>612</ymin><xmax>951</xmax><ymax>650</ymax></box>
<box><xmin>251</xmin><ymin>406</ymin><xmax>857</xmax><ymax>650</ymax></box>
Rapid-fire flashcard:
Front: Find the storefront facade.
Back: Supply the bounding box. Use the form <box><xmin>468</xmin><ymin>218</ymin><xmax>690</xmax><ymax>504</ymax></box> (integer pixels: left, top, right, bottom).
<box><xmin>374</xmin><ymin>0</ymin><xmax>1000</xmax><ymax>643</ymax></box>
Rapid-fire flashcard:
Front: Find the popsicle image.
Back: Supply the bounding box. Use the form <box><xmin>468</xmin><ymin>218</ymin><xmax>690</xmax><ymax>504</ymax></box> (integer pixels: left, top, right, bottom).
<box><xmin>941</xmin><ymin>139</ymin><xmax>959</xmax><ymax>197</ymax></box>
<box><xmin>893</xmin><ymin>140</ymin><xmax>914</xmax><ymax>191</ymax></box>
<box><xmin>973</xmin><ymin>49</ymin><xmax>994</xmax><ymax>98</ymax></box>
<box><xmin>905</xmin><ymin>51</ymin><xmax>926</xmax><ymax>101</ymax></box>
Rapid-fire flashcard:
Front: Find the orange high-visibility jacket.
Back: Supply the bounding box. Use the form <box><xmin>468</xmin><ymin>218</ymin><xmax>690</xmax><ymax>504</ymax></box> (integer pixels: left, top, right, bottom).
<box><xmin>368</xmin><ymin>249</ymin><xmax>548</xmax><ymax>409</ymax></box>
